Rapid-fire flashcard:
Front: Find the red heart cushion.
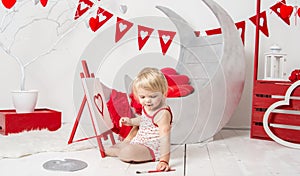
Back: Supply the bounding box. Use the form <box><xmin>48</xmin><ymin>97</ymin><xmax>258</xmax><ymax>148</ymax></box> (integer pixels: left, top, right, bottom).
<box><xmin>161</xmin><ymin>67</ymin><xmax>177</xmax><ymax>75</ymax></box>
<box><xmin>164</xmin><ymin>74</ymin><xmax>190</xmax><ymax>86</ymax></box>
<box><xmin>167</xmin><ymin>85</ymin><xmax>194</xmax><ymax>97</ymax></box>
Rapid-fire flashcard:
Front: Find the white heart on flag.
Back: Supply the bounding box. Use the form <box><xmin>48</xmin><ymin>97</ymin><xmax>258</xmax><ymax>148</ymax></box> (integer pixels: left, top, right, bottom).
<box><xmin>98</xmin><ymin>13</ymin><xmax>107</xmax><ymax>22</ymax></box>
<box><xmin>162</xmin><ymin>35</ymin><xmax>170</xmax><ymax>44</ymax></box>
<box><xmin>80</xmin><ymin>1</ymin><xmax>89</xmax><ymax>10</ymax></box>
<box><xmin>119</xmin><ymin>23</ymin><xmax>127</xmax><ymax>32</ymax></box>
<box><xmin>140</xmin><ymin>31</ymin><xmax>148</xmax><ymax>40</ymax></box>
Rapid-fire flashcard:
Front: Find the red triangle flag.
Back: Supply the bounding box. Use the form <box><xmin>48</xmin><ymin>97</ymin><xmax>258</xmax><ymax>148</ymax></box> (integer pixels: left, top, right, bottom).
<box><xmin>115</xmin><ymin>17</ymin><xmax>134</xmax><ymax>43</ymax></box>
<box><xmin>157</xmin><ymin>30</ymin><xmax>176</xmax><ymax>55</ymax></box>
<box><xmin>74</xmin><ymin>0</ymin><xmax>94</xmax><ymax>20</ymax></box>
<box><xmin>194</xmin><ymin>31</ymin><xmax>201</xmax><ymax>37</ymax></box>
<box><xmin>206</xmin><ymin>28</ymin><xmax>222</xmax><ymax>35</ymax></box>
<box><xmin>89</xmin><ymin>7</ymin><xmax>113</xmax><ymax>32</ymax></box>
<box><xmin>250</xmin><ymin>11</ymin><xmax>269</xmax><ymax>37</ymax></box>
<box><xmin>137</xmin><ymin>25</ymin><xmax>154</xmax><ymax>50</ymax></box>
<box><xmin>235</xmin><ymin>21</ymin><xmax>246</xmax><ymax>44</ymax></box>
<box><xmin>270</xmin><ymin>0</ymin><xmax>291</xmax><ymax>25</ymax></box>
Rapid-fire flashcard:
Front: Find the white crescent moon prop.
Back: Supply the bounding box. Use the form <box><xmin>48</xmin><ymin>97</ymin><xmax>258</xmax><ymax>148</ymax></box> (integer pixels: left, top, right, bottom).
<box><xmin>157</xmin><ymin>0</ymin><xmax>245</xmax><ymax>144</ymax></box>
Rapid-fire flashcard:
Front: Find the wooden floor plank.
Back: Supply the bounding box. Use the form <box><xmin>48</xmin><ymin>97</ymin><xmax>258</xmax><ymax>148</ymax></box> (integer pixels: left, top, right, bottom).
<box><xmin>186</xmin><ymin>142</ymin><xmax>214</xmax><ymax>176</ymax></box>
<box><xmin>205</xmin><ymin>132</ymin><xmax>245</xmax><ymax>176</ymax></box>
<box><xmin>125</xmin><ymin>145</ymin><xmax>185</xmax><ymax>176</ymax></box>
<box><xmin>220</xmin><ymin>129</ymin><xmax>300</xmax><ymax>176</ymax></box>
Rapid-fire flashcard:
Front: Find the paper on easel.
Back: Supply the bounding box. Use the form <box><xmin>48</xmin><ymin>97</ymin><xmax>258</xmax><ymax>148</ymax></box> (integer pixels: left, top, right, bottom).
<box><xmin>81</xmin><ymin>78</ymin><xmax>114</xmax><ymax>135</ymax></box>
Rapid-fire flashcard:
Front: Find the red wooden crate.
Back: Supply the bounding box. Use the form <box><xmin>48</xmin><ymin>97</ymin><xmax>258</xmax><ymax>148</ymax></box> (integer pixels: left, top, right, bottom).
<box><xmin>0</xmin><ymin>108</ymin><xmax>61</xmax><ymax>135</ymax></box>
<box><xmin>251</xmin><ymin>80</ymin><xmax>300</xmax><ymax>144</ymax></box>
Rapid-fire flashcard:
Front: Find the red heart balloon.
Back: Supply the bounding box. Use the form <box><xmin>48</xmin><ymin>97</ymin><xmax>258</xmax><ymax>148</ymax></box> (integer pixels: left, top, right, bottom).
<box><xmin>2</xmin><ymin>0</ymin><xmax>16</xmax><ymax>9</ymax></box>
<box><xmin>280</xmin><ymin>4</ymin><xmax>294</xmax><ymax>18</ymax></box>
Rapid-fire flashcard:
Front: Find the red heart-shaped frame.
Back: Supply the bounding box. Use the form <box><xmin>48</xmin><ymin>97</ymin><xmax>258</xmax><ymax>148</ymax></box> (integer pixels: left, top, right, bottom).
<box><xmin>94</xmin><ymin>93</ymin><xmax>104</xmax><ymax>118</ymax></box>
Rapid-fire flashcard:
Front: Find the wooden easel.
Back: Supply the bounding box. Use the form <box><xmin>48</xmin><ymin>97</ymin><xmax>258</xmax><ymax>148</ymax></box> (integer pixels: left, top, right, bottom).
<box><xmin>68</xmin><ymin>60</ymin><xmax>115</xmax><ymax>158</ymax></box>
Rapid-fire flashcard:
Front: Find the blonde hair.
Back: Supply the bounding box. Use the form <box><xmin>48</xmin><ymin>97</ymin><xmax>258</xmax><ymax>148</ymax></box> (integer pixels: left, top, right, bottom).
<box><xmin>132</xmin><ymin>67</ymin><xmax>168</xmax><ymax>97</ymax></box>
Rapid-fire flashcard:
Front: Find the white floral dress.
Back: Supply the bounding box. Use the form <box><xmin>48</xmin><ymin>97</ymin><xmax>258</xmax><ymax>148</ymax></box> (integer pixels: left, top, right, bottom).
<box><xmin>130</xmin><ymin>106</ymin><xmax>172</xmax><ymax>161</ymax></box>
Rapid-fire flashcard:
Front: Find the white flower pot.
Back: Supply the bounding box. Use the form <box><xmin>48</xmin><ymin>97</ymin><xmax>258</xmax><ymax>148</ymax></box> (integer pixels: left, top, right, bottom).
<box><xmin>11</xmin><ymin>90</ymin><xmax>38</xmax><ymax>113</ymax></box>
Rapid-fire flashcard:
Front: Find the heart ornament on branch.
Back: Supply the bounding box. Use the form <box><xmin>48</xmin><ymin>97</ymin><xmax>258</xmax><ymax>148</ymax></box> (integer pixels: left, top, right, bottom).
<box><xmin>280</xmin><ymin>4</ymin><xmax>294</xmax><ymax>18</ymax></box>
<box><xmin>2</xmin><ymin>0</ymin><xmax>16</xmax><ymax>9</ymax></box>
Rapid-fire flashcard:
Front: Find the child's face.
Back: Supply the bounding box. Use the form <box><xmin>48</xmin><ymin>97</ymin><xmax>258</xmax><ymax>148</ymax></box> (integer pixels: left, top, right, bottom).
<box><xmin>136</xmin><ymin>88</ymin><xmax>164</xmax><ymax>111</ymax></box>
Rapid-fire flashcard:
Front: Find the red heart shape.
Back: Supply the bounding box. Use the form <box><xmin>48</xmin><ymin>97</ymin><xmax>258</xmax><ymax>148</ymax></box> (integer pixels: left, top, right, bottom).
<box><xmin>2</xmin><ymin>0</ymin><xmax>16</xmax><ymax>9</ymax></box>
<box><xmin>89</xmin><ymin>16</ymin><xmax>100</xmax><ymax>32</ymax></box>
<box><xmin>280</xmin><ymin>4</ymin><xmax>294</xmax><ymax>18</ymax></box>
<box><xmin>94</xmin><ymin>93</ymin><xmax>104</xmax><ymax>118</ymax></box>
<box><xmin>40</xmin><ymin>0</ymin><xmax>48</xmax><ymax>7</ymax></box>
<box><xmin>298</xmin><ymin>7</ymin><xmax>300</xmax><ymax>17</ymax></box>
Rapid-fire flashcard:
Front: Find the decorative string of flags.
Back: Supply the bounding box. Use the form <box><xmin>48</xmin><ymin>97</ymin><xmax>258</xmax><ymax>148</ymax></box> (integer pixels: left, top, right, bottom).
<box><xmin>72</xmin><ymin>0</ymin><xmax>300</xmax><ymax>55</ymax></box>
<box><xmin>1</xmin><ymin>0</ymin><xmax>299</xmax><ymax>54</ymax></box>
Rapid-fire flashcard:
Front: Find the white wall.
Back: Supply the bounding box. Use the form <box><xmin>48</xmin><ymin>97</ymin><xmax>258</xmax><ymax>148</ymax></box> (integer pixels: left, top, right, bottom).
<box><xmin>0</xmin><ymin>0</ymin><xmax>298</xmax><ymax>128</ymax></box>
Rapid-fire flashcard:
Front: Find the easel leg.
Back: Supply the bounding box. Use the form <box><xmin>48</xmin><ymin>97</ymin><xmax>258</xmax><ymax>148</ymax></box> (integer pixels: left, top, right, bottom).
<box><xmin>68</xmin><ymin>96</ymin><xmax>87</xmax><ymax>144</ymax></box>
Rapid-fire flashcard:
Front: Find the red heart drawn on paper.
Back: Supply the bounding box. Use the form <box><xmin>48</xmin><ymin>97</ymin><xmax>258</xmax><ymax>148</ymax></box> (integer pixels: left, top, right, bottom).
<box><xmin>94</xmin><ymin>93</ymin><xmax>104</xmax><ymax>118</ymax></box>
<box><xmin>2</xmin><ymin>0</ymin><xmax>16</xmax><ymax>9</ymax></box>
<box><xmin>280</xmin><ymin>4</ymin><xmax>294</xmax><ymax>18</ymax></box>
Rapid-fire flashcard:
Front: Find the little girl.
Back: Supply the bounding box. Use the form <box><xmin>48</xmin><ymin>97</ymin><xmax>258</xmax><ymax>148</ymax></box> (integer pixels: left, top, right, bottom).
<box><xmin>106</xmin><ymin>67</ymin><xmax>173</xmax><ymax>171</ymax></box>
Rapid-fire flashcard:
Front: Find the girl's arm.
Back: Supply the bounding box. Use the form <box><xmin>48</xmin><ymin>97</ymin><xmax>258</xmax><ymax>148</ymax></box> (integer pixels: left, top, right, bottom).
<box><xmin>154</xmin><ymin>110</ymin><xmax>172</xmax><ymax>171</ymax></box>
<box><xmin>119</xmin><ymin>116</ymin><xmax>141</xmax><ymax>127</ymax></box>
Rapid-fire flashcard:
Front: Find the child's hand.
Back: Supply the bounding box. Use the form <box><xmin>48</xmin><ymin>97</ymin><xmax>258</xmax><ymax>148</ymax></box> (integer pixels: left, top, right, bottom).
<box><xmin>119</xmin><ymin>117</ymin><xmax>131</xmax><ymax>127</ymax></box>
<box><xmin>156</xmin><ymin>160</ymin><xmax>170</xmax><ymax>172</ymax></box>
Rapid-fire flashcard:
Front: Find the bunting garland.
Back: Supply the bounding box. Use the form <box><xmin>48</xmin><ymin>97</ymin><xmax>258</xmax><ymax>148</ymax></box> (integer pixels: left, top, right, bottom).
<box><xmin>115</xmin><ymin>17</ymin><xmax>133</xmax><ymax>43</ymax></box>
<box><xmin>89</xmin><ymin>7</ymin><xmax>113</xmax><ymax>32</ymax></box>
<box><xmin>71</xmin><ymin>0</ymin><xmax>300</xmax><ymax>54</ymax></box>
<box><xmin>2</xmin><ymin>0</ymin><xmax>297</xmax><ymax>55</ymax></box>
<box><xmin>74</xmin><ymin>0</ymin><xmax>94</xmax><ymax>20</ymax></box>
<box><xmin>137</xmin><ymin>25</ymin><xmax>154</xmax><ymax>50</ymax></box>
<box><xmin>157</xmin><ymin>30</ymin><xmax>176</xmax><ymax>55</ymax></box>
<box><xmin>250</xmin><ymin>11</ymin><xmax>269</xmax><ymax>37</ymax></box>
<box><xmin>235</xmin><ymin>21</ymin><xmax>246</xmax><ymax>44</ymax></box>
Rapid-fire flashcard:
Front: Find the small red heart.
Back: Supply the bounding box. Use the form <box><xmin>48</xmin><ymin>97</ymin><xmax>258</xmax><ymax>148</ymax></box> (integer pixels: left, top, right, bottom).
<box><xmin>89</xmin><ymin>16</ymin><xmax>100</xmax><ymax>32</ymax></box>
<box><xmin>298</xmin><ymin>7</ymin><xmax>300</xmax><ymax>17</ymax></box>
<box><xmin>280</xmin><ymin>4</ymin><xmax>294</xmax><ymax>18</ymax></box>
<box><xmin>94</xmin><ymin>93</ymin><xmax>104</xmax><ymax>118</ymax></box>
<box><xmin>2</xmin><ymin>0</ymin><xmax>16</xmax><ymax>9</ymax></box>
<box><xmin>40</xmin><ymin>0</ymin><xmax>48</xmax><ymax>7</ymax></box>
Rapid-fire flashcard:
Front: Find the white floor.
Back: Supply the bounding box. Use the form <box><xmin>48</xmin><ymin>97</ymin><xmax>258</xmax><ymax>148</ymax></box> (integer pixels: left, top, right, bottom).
<box><xmin>1</xmin><ymin>129</ymin><xmax>300</xmax><ymax>176</ymax></box>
